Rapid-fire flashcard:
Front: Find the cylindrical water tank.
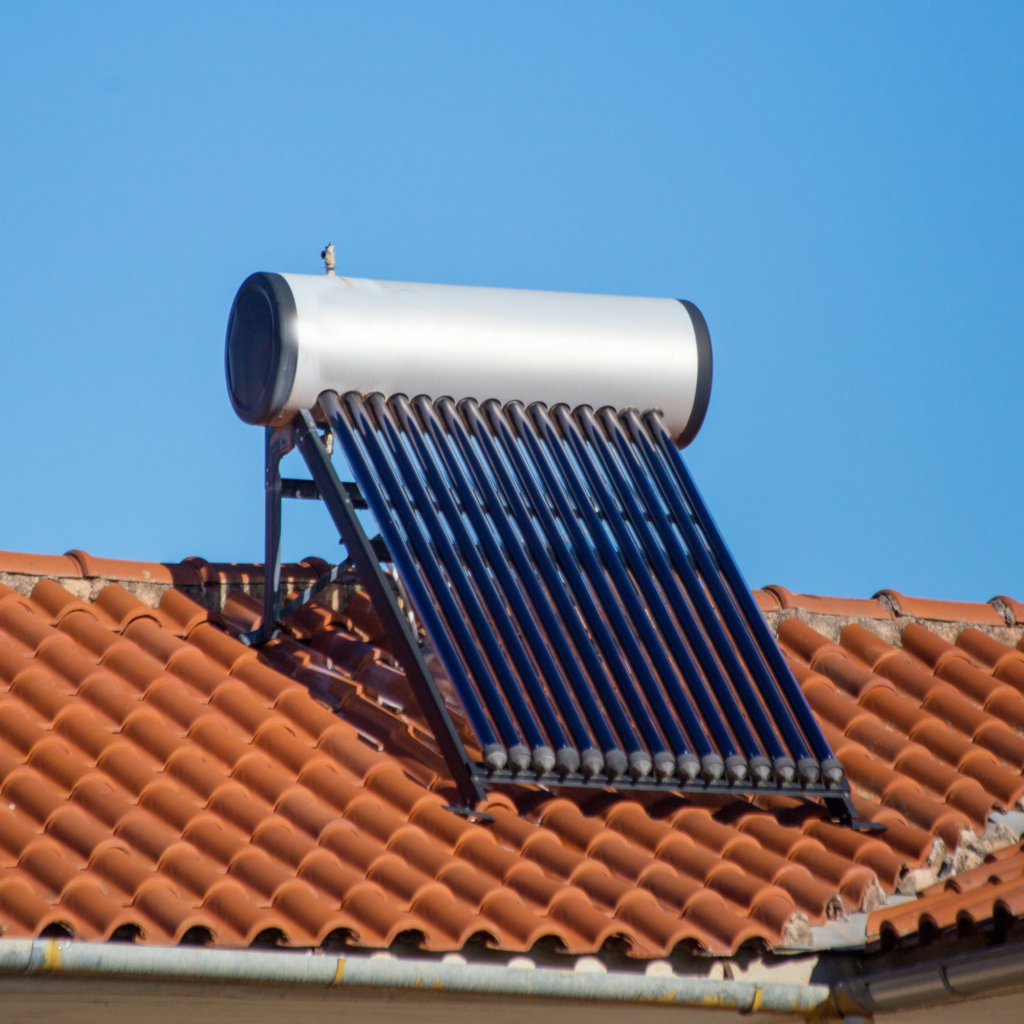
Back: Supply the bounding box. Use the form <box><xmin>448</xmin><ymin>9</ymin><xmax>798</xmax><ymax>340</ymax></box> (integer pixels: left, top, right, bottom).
<box><xmin>225</xmin><ymin>272</ymin><xmax>712</xmax><ymax>445</ymax></box>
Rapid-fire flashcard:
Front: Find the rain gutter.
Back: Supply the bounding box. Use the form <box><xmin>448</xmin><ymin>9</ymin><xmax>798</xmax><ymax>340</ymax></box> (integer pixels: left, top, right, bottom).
<box><xmin>834</xmin><ymin>939</ymin><xmax>1024</xmax><ymax>1015</ymax></box>
<box><xmin>0</xmin><ymin>939</ymin><xmax>830</xmax><ymax>1015</ymax></box>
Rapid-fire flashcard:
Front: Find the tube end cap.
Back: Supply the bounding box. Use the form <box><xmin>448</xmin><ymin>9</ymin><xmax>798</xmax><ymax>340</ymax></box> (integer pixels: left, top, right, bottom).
<box><xmin>700</xmin><ymin>754</ymin><xmax>724</xmax><ymax>782</ymax></box>
<box><xmin>531</xmin><ymin>746</ymin><xmax>556</xmax><ymax>774</ymax></box>
<box><xmin>628</xmin><ymin>751</ymin><xmax>653</xmax><ymax>779</ymax></box>
<box><xmin>482</xmin><ymin>744</ymin><xmax>508</xmax><ymax>771</ymax></box>
<box><xmin>797</xmin><ymin>757</ymin><xmax>821</xmax><ymax>786</ymax></box>
<box><xmin>578</xmin><ymin>748</ymin><xmax>604</xmax><ymax>778</ymax></box>
<box><xmin>603</xmin><ymin>750</ymin><xmax>628</xmax><ymax>778</ymax></box>
<box><xmin>507</xmin><ymin>745</ymin><xmax>532</xmax><ymax>773</ymax></box>
<box><xmin>553</xmin><ymin>747</ymin><xmax>579</xmax><ymax>775</ymax></box>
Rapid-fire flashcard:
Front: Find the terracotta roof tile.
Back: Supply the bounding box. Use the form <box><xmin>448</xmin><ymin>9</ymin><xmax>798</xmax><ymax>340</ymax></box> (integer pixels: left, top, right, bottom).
<box><xmin>64</xmin><ymin>552</ymin><xmax>183</xmax><ymax>586</ymax></box>
<box><xmin>5</xmin><ymin>579</ymin><xmax>843</xmax><ymax>954</ymax></box>
<box><xmin>751</xmin><ymin>589</ymin><xmax>782</xmax><ymax>612</ymax></box>
<box><xmin>0</xmin><ymin>552</ymin><xmax>83</xmax><ymax>578</ymax></box>
<box><xmin>50</xmin><ymin>551</ymin><xmax>1024</xmax><ymax>628</ymax></box>
<box><xmin>763</xmin><ymin>586</ymin><xmax>893</xmax><ymax>620</ymax></box>
<box><xmin>0</xmin><ymin>550</ymin><xmax>347</xmax><ymax>595</ymax></box>
<box><xmin>774</xmin><ymin>615</ymin><xmax>1024</xmax><ymax>950</ymax></box>
<box><xmin>873</xmin><ymin>590</ymin><xmax>1007</xmax><ymax>626</ymax></box>
<box><xmin>2</xmin><ymin>556</ymin><xmax>1024</xmax><ymax>956</ymax></box>
<box><xmin>753</xmin><ymin>583</ymin><xmax>1021</xmax><ymax>627</ymax></box>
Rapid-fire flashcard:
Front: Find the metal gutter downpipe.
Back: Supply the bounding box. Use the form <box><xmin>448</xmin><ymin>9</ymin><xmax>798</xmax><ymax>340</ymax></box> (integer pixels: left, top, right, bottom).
<box><xmin>0</xmin><ymin>940</ymin><xmax>830</xmax><ymax>1015</ymax></box>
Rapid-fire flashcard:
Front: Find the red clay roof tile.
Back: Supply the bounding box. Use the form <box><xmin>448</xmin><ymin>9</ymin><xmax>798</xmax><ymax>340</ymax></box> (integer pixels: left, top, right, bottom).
<box><xmin>0</xmin><ymin>557</ymin><xmax>1023</xmax><ymax>956</ymax></box>
<box><xmin>764</xmin><ymin>586</ymin><xmax>893</xmax><ymax>619</ymax></box>
<box><xmin>751</xmin><ymin>589</ymin><xmax>782</xmax><ymax>612</ymax></box>
<box><xmin>779</xmin><ymin>617</ymin><xmax>1024</xmax><ymax>948</ymax></box>
<box><xmin>874</xmin><ymin>590</ymin><xmax>1007</xmax><ymax>626</ymax></box>
<box><xmin>0</xmin><ymin>552</ymin><xmax>83</xmax><ymax>578</ymax></box>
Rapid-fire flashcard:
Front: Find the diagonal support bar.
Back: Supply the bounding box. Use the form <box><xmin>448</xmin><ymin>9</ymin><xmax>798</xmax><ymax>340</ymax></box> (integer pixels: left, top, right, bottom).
<box><xmin>292</xmin><ymin>405</ymin><xmax>486</xmax><ymax>807</ymax></box>
<box><xmin>241</xmin><ymin>558</ymin><xmax>360</xmax><ymax>647</ymax></box>
<box><xmin>277</xmin><ymin>557</ymin><xmax>356</xmax><ymax>622</ymax></box>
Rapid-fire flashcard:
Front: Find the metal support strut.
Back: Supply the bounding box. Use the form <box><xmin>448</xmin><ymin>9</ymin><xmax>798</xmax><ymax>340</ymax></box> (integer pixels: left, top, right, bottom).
<box><xmin>239</xmin><ymin>425</ymin><xmax>358</xmax><ymax>648</ymax></box>
<box><xmin>292</xmin><ymin>406</ymin><xmax>487</xmax><ymax>807</ymax></box>
<box><xmin>238</xmin><ymin>426</ymin><xmax>291</xmax><ymax>647</ymax></box>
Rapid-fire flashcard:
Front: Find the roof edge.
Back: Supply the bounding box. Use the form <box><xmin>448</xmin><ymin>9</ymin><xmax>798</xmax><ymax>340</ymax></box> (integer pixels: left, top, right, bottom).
<box><xmin>1</xmin><ymin>549</ymin><xmax>1017</xmax><ymax>629</ymax></box>
<box><xmin>0</xmin><ymin>939</ymin><xmax>831</xmax><ymax>1014</ymax></box>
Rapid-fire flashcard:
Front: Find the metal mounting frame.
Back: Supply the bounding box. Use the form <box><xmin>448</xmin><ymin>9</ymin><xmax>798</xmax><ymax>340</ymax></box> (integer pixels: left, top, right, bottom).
<box><xmin>468</xmin><ymin>770</ymin><xmax>869</xmax><ymax>828</ymax></box>
<box><xmin>239</xmin><ymin>424</ymin><xmax>360</xmax><ymax>648</ymax></box>
<box><xmin>238</xmin><ymin>407</ymin><xmax>875</xmax><ymax>826</ymax></box>
<box><xmin>238</xmin><ymin>426</ymin><xmax>292</xmax><ymax>647</ymax></box>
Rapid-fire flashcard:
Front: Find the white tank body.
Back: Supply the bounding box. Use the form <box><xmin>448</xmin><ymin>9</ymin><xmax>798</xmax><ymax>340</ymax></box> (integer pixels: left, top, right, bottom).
<box><xmin>225</xmin><ymin>272</ymin><xmax>712</xmax><ymax>445</ymax></box>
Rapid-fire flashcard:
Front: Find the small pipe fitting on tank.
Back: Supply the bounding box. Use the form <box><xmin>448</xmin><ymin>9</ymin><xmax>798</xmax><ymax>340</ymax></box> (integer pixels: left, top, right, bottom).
<box><xmin>321</xmin><ymin>243</ymin><xmax>335</xmax><ymax>276</ymax></box>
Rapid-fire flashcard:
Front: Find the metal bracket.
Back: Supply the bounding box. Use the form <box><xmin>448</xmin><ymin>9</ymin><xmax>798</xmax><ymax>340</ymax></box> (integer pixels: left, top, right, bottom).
<box><xmin>281</xmin><ymin>478</ymin><xmax>368</xmax><ymax>508</ymax></box>
<box><xmin>278</xmin><ymin>557</ymin><xmax>357</xmax><ymax>620</ymax></box>
<box><xmin>240</xmin><ymin>425</ymin><xmax>372</xmax><ymax>647</ymax></box>
<box><xmin>824</xmin><ymin>794</ymin><xmax>888</xmax><ymax>832</ymax></box>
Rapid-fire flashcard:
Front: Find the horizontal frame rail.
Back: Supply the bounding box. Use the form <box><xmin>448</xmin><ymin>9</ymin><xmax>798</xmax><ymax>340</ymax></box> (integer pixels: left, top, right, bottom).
<box><xmin>282</xmin><ymin>478</ymin><xmax>368</xmax><ymax>507</ymax></box>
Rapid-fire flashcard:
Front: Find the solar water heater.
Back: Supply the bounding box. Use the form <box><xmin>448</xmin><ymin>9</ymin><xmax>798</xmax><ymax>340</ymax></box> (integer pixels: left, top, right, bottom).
<box><xmin>225</xmin><ymin>268</ymin><xmax>859</xmax><ymax>823</ymax></box>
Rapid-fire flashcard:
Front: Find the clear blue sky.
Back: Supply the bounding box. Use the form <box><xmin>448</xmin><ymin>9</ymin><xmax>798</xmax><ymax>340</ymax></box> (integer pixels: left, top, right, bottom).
<box><xmin>1</xmin><ymin>3</ymin><xmax>1021</xmax><ymax>602</ymax></box>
